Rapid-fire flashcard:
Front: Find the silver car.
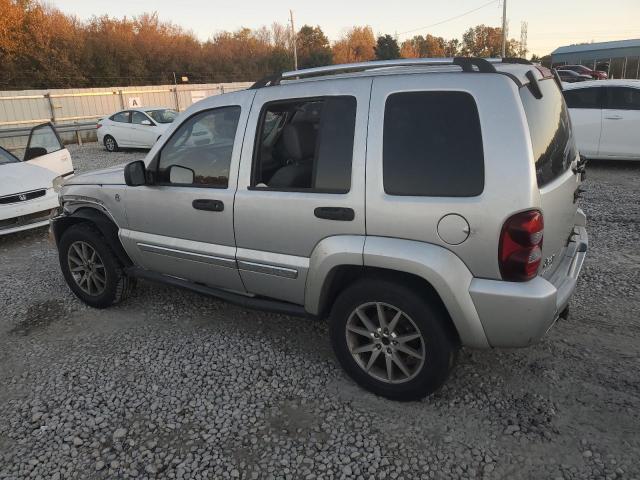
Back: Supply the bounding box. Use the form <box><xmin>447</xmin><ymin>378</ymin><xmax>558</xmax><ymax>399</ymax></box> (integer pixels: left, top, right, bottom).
<box><xmin>51</xmin><ymin>58</ymin><xmax>588</xmax><ymax>400</ymax></box>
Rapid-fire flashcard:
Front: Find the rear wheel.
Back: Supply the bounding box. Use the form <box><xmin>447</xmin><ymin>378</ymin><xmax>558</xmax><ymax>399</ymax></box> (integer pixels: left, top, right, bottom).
<box><xmin>330</xmin><ymin>278</ymin><xmax>457</xmax><ymax>401</ymax></box>
<box><xmin>59</xmin><ymin>223</ymin><xmax>134</xmax><ymax>308</ymax></box>
<box><xmin>104</xmin><ymin>135</ymin><xmax>118</xmax><ymax>152</ymax></box>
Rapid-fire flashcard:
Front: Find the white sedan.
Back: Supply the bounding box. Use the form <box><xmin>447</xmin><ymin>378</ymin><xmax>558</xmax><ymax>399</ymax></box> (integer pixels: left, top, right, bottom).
<box><xmin>97</xmin><ymin>107</ymin><xmax>178</xmax><ymax>152</ymax></box>
<box><xmin>1</xmin><ymin>123</ymin><xmax>74</xmax><ymax>235</ymax></box>
<box><xmin>563</xmin><ymin>80</ymin><xmax>640</xmax><ymax>160</ymax></box>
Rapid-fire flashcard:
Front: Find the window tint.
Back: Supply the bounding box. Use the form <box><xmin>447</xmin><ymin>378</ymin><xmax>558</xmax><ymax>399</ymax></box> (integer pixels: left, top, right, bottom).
<box><xmin>131</xmin><ymin>111</ymin><xmax>150</xmax><ymax>124</ymax></box>
<box><xmin>111</xmin><ymin>111</ymin><xmax>130</xmax><ymax>123</ymax></box>
<box><xmin>146</xmin><ymin>109</ymin><xmax>177</xmax><ymax>124</ymax></box>
<box><xmin>520</xmin><ymin>78</ymin><xmax>577</xmax><ymax>187</ymax></box>
<box><xmin>156</xmin><ymin>107</ymin><xmax>241</xmax><ymax>187</ymax></box>
<box><xmin>606</xmin><ymin>87</ymin><xmax>640</xmax><ymax>110</ymax></box>
<box><xmin>0</xmin><ymin>147</ymin><xmax>19</xmax><ymax>164</ymax></box>
<box><xmin>563</xmin><ymin>87</ymin><xmax>602</xmax><ymax>109</ymax></box>
<box><xmin>26</xmin><ymin>124</ymin><xmax>63</xmax><ymax>157</ymax></box>
<box><xmin>383</xmin><ymin>91</ymin><xmax>484</xmax><ymax>197</ymax></box>
<box><xmin>252</xmin><ymin>96</ymin><xmax>356</xmax><ymax>192</ymax></box>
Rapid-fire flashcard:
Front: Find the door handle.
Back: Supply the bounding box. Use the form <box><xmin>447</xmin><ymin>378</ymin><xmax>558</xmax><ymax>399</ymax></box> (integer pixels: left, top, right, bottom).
<box><xmin>604</xmin><ymin>114</ymin><xmax>623</xmax><ymax>120</ymax></box>
<box><xmin>314</xmin><ymin>207</ymin><xmax>355</xmax><ymax>221</ymax></box>
<box><xmin>192</xmin><ymin>199</ymin><xmax>224</xmax><ymax>212</ymax></box>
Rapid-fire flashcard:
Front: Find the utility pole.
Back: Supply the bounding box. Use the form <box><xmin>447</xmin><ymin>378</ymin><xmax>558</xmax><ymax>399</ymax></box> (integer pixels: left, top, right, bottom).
<box><xmin>290</xmin><ymin>10</ymin><xmax>298</xmax><ymax>71</ymax></box>
<box><xmin>501</xmin><ymin>0</ymin><xmax>507</xmax><ymax>58</ymax></box>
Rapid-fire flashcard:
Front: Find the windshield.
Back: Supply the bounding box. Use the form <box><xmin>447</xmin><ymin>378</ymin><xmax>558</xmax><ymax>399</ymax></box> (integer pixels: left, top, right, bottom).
<box><xmin>0</xmin><ymin>147</ymin><xmax>20</xmax><ymax>165</ymax></box>
<box><xmin>145</xmin><ymin>109</ymin><xmax>178</xmax><ymax>124</ymax></box>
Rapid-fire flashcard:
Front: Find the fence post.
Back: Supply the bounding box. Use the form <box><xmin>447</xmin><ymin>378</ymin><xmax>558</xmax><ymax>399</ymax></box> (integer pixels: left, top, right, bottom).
<box><xmin>173</xmin><ymin>86</ymin><xmax>180</xmax><ymax>111</ymax></box>
<box><xmin>221</xmin><ymin>85</ymin><xmax>225</xmax><ymax>94</ymax></box>
<box><xmin>45</xmin><ymin>93</ymin><xmax>56</xmax><ymax>124</ymax></box>
<box><xmin>75</xmin><ymin>123</ymin><xmax>83</xmax><ymax>146</ymax></box>
<box><xmin>118</xmin><ymin>90</ymin><xmax>125</xmax><ymax>109</ymax></box>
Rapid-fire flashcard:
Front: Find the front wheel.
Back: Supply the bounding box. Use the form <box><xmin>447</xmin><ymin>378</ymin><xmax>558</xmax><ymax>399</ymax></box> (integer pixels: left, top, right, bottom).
<box><xmin>58</xmin><ymin>223</ymin><xmax>134</xmax><ymax>308</ymax></box>
<box><xmin>330</xmin><ymin>279</ymin><xmax>457</xmax><ymax>401</ymax></box>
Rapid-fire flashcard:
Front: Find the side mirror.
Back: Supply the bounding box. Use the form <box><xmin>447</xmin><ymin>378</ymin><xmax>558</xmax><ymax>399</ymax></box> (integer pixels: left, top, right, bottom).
<box><xmin>141</xmin><ymin>119</ymin><xmax>152</xmax><ymax>126</ymax></box>
<box><xmin>124</xmin><ymin>160</ymin><xmax>146</xmax><ymax>186</ymax></box>
<box><xmin>168</xmin><ymin>165</ymin><xmax>195</xmax><ymax>184</ymax></box>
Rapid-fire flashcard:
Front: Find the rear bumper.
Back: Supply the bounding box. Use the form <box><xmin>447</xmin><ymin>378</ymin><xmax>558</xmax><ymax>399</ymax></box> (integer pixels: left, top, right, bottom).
<box><xmin>469</xmin><ymin>224</ymin><xmax>588</xmax><ymax>347</ymax></box>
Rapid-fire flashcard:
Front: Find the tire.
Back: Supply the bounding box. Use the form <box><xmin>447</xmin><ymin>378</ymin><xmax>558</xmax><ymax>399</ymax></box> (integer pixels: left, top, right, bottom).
<box><xmin>329</xmin><ymin>278</ymin><xmax>457</xmax><ymax>401</ymax></box>
<box><xmin>104</xmin><ymin>135</ymin><xmax>118</xmax><ymax>152</ymax></box>
<box><xmin>58</xmin><ymin>223</ymin><xmax>134</xmax><ymax>308</ymax></box>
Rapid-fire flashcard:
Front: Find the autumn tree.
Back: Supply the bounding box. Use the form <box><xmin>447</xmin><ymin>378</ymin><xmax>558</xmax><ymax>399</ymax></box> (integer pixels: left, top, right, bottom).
<box><xmin>332</xmin><ymin>26</ymin><xmax>375</xmax><ymax>64</ymax></box>
<box><xmin>297</xmin><ymin>25</ymin><xmax>332</xmax><ymax>68</ymax></box>
<box><xmin>374</xmin><ymin>34</ymin><xmax>400</xmax><ymax>60</ymax></box>
<box><xmin>400</xmin><ymin>34</ymin><xmax>458</xmax><ymax>58</ymax></box>
<box><xmin>461</xmin><ymin>25</ymin><xmax>518</xmax><ymax>57</ymax></box>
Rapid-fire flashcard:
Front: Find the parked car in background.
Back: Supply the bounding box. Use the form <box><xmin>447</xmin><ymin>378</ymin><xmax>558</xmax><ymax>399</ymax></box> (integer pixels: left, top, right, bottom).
<box><xmin>51</xmin><ymin>57</ymin><xmax>588</xmax><ymax>400</ymax></box>
<box><xmin>97</xmin><ymin>108</ymin><xmax>178</xmax><ymax>152</ymax></box>
<box><xmin>1</xmin><ymin>123</ymin><xmax>73</xmax><ymax>235</ymax></box>
<box><xmin>556</xmin><ymin>69</ymin><xmax>592</xmax><ymax>83</ymax></box>
<box><xmin>564</xmin><ymin>80</ymin><xmax>640</xmax><ymax>160</ymax></box>
<box><xmin>559</xmin><ymin>64</ymin><xmax>608</xmax><ymax>80</ymax></box>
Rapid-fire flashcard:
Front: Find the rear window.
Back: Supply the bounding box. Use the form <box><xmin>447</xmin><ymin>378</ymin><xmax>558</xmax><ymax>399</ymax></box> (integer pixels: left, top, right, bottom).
<box><xmin>383</xmin><ymin>91</ymin><xmax>484</xmax><ymax>197</ymax></box>
<box><xmin>520</xmin><ymin>78</ymin><xmax>577</xmax><ymax>187</ymax></box>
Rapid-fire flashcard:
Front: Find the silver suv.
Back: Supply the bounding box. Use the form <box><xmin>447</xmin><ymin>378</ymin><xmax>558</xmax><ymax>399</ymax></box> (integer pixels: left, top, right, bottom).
<box><xmin>52</xmin><ymin>58</ymin><xmax>588</xmax><ymax>400</ymax></box>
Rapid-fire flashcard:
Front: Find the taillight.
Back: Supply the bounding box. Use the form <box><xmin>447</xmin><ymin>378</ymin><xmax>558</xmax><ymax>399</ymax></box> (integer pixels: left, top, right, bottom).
<box><xmin>96</xmin><ymin>123</ymin><xmax>102</xmax><ymax>129</ymax></box>
<box><xmin>499</xmin><ymin>210</ymin><xmax>544</xmax><ymax>282</ymax></box>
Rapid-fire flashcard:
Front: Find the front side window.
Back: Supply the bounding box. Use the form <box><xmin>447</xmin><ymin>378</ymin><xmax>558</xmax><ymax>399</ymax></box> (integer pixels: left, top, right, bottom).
<box><xmin>131</xmin><ymin>111</ymin><xmax>151</xmax><ymax>125</ymax></box>
<box><xmin>252</xmin><ymin>96</ymin><xmax>357</xmax><ymax>192</ymax></box>
<box><xmin>146</xmin><ymin>109</ymin><xmax>178</xmax><ymax>124</ymax></box>
<box><xmin>520</xmin><ymin>78</ymin><xmax>577</xmax><ymax>187</ymax></box>
<box><xmin>111</xmin><ymin>111</ymin><xmax>130</xmax><ymax>123</ymax></box>
<box><xmin>25</xmin><ymin>124</ymin><xmax>63</xmax><ymax>160</ymax></box>
<box><xmin>156</xmin><ymin>106</ymin><xmax>241</xmax><ymax>187</ymax></box>
<box><xmin>606</xmin><ymin>87</ymin><xmax>640</xmax><ymax>110</ymax></box>
<box><xmin>383</xmin><ymin>91</ymin><xmax>484</xmax><ymax>197</ymax></box>
<box><xmin>563</xmin><ymin>87</ymin><xmax>602</xmax><ymax>109</ymax></box>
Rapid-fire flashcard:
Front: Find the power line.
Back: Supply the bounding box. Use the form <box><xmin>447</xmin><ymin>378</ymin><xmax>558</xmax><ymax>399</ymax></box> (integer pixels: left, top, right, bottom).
<box><xmin>398</xmin><ymin>0</ymin><xmax>500</xmax><ymax>37</ymax></box>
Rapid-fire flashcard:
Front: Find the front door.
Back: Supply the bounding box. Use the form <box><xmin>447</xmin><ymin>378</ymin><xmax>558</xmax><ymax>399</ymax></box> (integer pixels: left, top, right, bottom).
<box><xmin>24</xmin><ymin>123</ymin><xmax>73</xmax><ymax>177</ymax></box>
<box><xmin>233</xmin><ymin>78</ymin><xmax>370</xmax><ymax>305</ymax></box>
<box><xmin>120</xmin><ymin>91</ymin><xmax>255</xmax><ymax>292</ymax></box>
<box><xmin>563</xmin><ymin>86</ymin><xmax>604</xmax><ymax>157</ymax></box>
<box><xmin>130</xmin><ymin>111</ymin><xmax>160</xmax><ymax>148</ymax></box>
<box><xmin>599</xmin><ymin>86</ymin><xmax>640</xmax><ymax>159</ymax></box>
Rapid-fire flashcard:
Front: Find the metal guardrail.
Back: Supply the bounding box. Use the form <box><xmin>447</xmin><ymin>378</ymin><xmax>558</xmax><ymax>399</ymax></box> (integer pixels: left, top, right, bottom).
<box><xmin>0</xmin><ymin>121</ymin><xmax>98</xmax><ymax>139</ymax></box>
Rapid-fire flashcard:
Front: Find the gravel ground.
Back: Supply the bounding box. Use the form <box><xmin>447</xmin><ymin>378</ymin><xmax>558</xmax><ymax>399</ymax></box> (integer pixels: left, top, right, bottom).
<box><xmin>0</xmin><ymin>143</ymin><xmax>639</xmax><ymax>479</ymax></box>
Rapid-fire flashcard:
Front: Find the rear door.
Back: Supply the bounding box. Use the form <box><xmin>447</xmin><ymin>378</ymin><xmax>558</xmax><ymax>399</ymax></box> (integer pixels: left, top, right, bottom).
<box><xmin>563</xmin><ymin>86</ymin><xmax>603</xmax><ymax>157</ymax></box>
<box><xmin>520</xmin><ymin>77</ymin><xmax>581</xmax><ymax>278</ymax></box>
<box><xmin>599</xmin><ymin>86</ymin><xmax>640</xmax><ymax>159</ymax></box>
<box><xmin>233</xmin><ymin>78</ymin><xmax>369</xmax><ymax>305</ymax></box>
<box><xmin>24</xmin><ymin>123</ymin><xmax>73</xmax><ymax>177</ymax></box>
<box><xmin>108</xmin><ymin>111</ymin><xmax>132</xmax><ymax>146</ymax></box>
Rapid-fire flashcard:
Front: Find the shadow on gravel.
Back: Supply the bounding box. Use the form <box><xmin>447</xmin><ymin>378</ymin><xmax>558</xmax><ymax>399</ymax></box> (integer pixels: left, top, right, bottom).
<box><xmin>9</xmin><ymin>299</ymin><xmax>67</xmax><ymax>336</ymax></box>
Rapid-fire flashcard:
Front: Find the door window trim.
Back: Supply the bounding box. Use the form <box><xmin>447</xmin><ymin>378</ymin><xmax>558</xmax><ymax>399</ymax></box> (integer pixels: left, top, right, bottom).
<box><xmin>249</xmin><ymin>95</ymin><xmax>357</xmax><ymax>194</ymax></box>
<box><xmin>149</xmin><ymin>105</ymin><xmax>242</xmax><ymax>189</ymax></box>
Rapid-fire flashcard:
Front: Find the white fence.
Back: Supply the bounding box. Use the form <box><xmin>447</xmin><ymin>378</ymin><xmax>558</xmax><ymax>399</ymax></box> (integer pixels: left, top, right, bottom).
<box><xmin>0</xmin><ymin>82</ymin><xmax>253</xmax><ymax>149</ymax></box>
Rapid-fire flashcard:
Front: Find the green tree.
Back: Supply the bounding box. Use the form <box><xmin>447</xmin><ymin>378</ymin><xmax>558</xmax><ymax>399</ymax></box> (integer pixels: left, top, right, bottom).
<box><xmin>374</xmin><ymin>34</ymin><xmax>400</xmax><ymax>60</ymax></box>
<box><xmin>297</xmin><ymin>25</ymin><xmax>332</xmax><ymax>68</ymax></box>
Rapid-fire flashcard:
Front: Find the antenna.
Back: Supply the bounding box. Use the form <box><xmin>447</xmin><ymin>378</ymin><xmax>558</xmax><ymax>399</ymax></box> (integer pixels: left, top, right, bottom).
<box><xmin>520</xmin><ymin>21</ymin><xmax>528</xmax><ymax>58</ymax></box>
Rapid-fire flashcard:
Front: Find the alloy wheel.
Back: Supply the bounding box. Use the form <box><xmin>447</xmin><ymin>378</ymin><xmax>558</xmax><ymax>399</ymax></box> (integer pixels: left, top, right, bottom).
<box><xmin>345</xmin><ymin>302</ymin><xmax>426</xmax><ymax>384</ymax></box>
<box><xmin>67</xmin><ymin>241</ymin><xmax>107</xmax><ymax>296</ymax></box>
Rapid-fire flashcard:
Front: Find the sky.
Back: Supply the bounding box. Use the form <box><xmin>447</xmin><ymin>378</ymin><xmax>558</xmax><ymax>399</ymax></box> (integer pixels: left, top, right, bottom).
<box><xmin>50</xmin><ymin>0</ymin><xmax>640</xmax><ymax>56</ymax></box>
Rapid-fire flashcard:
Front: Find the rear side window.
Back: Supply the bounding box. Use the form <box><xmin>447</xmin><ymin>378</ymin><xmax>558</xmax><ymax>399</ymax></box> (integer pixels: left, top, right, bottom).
<box><xmin>563</xmin><ymin>87</ymin><xmax>602</xmax><ymax>109</ymax></box>
<box><xmin>520</xmin><ymin>78</ymin><xmax>577</xmax><ymax>187</ymax></box>
<box><xmin>605</xmin><ymin>87</ymin><xmax>640</xmax><ymax>110</ymax></box>
<box><xmin>383</xmin><ymin>91</ymin><xmax>484</xmax><ymax>197</ymax></box>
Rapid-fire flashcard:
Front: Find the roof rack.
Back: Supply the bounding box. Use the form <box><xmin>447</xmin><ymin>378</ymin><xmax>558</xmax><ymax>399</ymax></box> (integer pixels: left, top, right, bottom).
<box><xmin>249</xmin><ymin>57</ymin><xmax>502</xmax><ymax>89</ymax></box>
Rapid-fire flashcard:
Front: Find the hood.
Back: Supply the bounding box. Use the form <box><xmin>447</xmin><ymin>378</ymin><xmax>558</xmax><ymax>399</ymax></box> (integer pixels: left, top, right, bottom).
<box><xmin>65</xmin><ymin>164</ymin><xmax>125</xmax><ymax>185</ymax></box>
<box><xmin>0</xmin><ymin>162</ymin><xmax>57</xmax><ymax>197</ymax></box>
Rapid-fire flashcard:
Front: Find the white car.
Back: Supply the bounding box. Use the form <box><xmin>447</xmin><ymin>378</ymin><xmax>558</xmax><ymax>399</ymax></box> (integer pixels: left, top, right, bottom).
<box><xmin>563</xmin><ymin>80</ymin><xmax>640</xmax><ymax>160</ymax></box>
<box><xmin>0</xmin><ymin>123</ymin><xmax>74</xmax><ymax>235</ymax></box>
<box><xmin>97</xmin><ymin>107</ymin><xmax>178</xmax><ymax>152</ymax></box>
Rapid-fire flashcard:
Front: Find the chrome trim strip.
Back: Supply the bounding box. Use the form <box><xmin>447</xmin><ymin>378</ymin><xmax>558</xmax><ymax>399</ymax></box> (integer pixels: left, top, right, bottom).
<box><xmin>238</xmin><ymin>260</ymin><xmax>298</xmax><ymax>279</ymax></box>
<box><xmin>138</xmin><ymin>243</ymin><xmax>237</xmax><ymax>269</ymax></box>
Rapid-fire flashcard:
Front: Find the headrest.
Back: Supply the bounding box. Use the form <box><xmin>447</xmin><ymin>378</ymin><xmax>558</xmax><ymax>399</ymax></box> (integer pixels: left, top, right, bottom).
<box><xmin>283</xmin><ymin>122</ymin><xmax>316</xmax><ymax>160</ymax></box>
